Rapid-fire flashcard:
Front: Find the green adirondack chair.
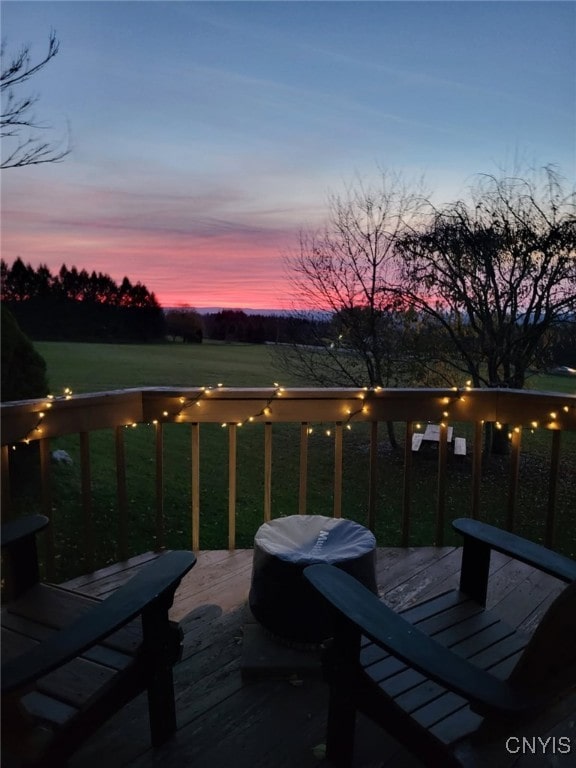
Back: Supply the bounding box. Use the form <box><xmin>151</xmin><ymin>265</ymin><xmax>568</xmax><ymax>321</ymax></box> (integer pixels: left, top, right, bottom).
<box><xmin>2</xmin><ymin>515</ymin><xmax>196</xmax><ymax>767</ymax></box>
<box><xmin>305</xmin><ymin>518</ymin><xmax>576</xmax><ymax>768</ymax></box>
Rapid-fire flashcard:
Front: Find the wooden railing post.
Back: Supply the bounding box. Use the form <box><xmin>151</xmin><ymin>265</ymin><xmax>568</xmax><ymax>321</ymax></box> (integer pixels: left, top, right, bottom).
<box><xmin>471</xmin><ymin>421</ymin><xmax>483</xmax><ymax>519</ymax></box>
<box><xmin>80</xmin><ymin>431</ymin><xmax>94</xmax><ymax>573</ymax></box>
<box><xmin>333</xmin><ymin>422</ymin><xmax>343</xmax><ymax>519</ymax></box>
<box><xmin>264</xmin><ymin>423</ymin><xmax>272</xmax><ymax>522</ymax></box>
<box><xmin>507</xmin><ymin>427</ymin><xmax>522</xmax><ymax>532</ymax></box>
<box><xmin>39</xmin><ymin>438</ymin><xmax>55</xmax><ymax>581</ymax></box>
<box><xmin>155</xmin><ymin>422</ymin><xmax>165</xmax><ymax>551</ymax></box>
<box><xmin>191</xmin><ymin>423</ymin><xmax>200</xmax><ymax>551</ymax></box>
<box><xmin>1</xmin><ymin>445</ymin><xmax>12</xmax><ymax>521</ymax></box>
<box><xmin>367</xmin><ymin>422</ymin><xmax>378</xmax><ymax>532</ymax></box>
<box><xmin>435</xmin><ymin>422</ymin><xmax>448</xmax><ymax>545</ymax></box>
<box><xmin>545</xmin><ymin>430</ymin><xmax>561</xmax><ymax>548</ymax></box>
<box><xmin>228</xmin><ymin>425</ymin><xmax>237</xmax><ymax>550</ymax></box>
<box><xmin>299</xmin><ymin>423</ymin><xmax>309</xmax><ymax>515</ymax></box>
<box><xmin>401</xmin><ymin>421</ymin><xmax>414</xmax><ymax>547</ymax></box>
<box><xmin>115</xmin><ymin>426</ymin><xmax>129</xmax><ymax>561</ymax></box>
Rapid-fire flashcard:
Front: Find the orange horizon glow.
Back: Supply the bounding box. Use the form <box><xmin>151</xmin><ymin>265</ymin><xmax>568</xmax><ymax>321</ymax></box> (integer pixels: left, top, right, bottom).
<box><xmin>1</xmin><ymin>229</ymin><xmax>311</xmax><ymax>312</ymax></box>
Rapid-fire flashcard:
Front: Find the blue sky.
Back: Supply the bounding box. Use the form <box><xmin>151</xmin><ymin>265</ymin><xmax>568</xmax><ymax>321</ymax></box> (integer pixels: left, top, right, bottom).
<box><xmin>2</xmin><ymin>1</ymin><xmax>574</xmax><ymax>309</ymax></box>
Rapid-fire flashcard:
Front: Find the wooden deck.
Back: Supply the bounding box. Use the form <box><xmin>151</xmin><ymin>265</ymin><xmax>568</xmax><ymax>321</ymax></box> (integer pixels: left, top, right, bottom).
<box><xmin>62</xmin><ymin>546</ymin><xmax>574</xmax><ymax>768</ymax></box>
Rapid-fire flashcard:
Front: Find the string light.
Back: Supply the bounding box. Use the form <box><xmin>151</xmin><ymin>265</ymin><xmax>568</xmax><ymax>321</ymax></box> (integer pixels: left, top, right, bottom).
<box><xmin>17</xmin><ymin>387</ymin><xmax>74</xmax><ymax>444</ymax></box>
<box><xmin>9</xmin><ymin>382</ymin><xmax>575</xmax><ymax>453</ymax></box>
<box><xmin>341</xmin><ymin>386</ymin><xmax>379</xmax><ymax>426</ymax></box>
<box><xmin>170</xmin><ymin>382</ymin><xmax>288</xmax><ymax>428</ymax></box>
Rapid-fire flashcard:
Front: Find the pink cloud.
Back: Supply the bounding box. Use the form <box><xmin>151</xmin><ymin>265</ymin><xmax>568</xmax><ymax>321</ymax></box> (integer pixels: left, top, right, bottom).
<box><xmin>1</xmin><ymin>172</ymin><xmax>316</xmax><ymax>310</ymax></box>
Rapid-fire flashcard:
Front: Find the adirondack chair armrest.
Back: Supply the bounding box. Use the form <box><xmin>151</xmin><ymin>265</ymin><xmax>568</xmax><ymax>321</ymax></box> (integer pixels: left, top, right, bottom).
<box><xmin>1</xmin><ymin>515</ymin><xmax>50</xmax><ymax>599</ymax></box>
<box><xmin>1</xmin><ymin>514</ymin><xmax>50</xmax><ymax>550</ymax></box>
<box><xmin>2</xmin><ymin>550</ymin><xmax>196</xmax><ymax>695</ymax></box>
<box><xmin>305</xmin><ymin>564</ymin><xmax>543</xmax><ymax>719</ymax></box>
<box><xmin>453</xmin><ymin>519</ymin><xmax>576</xmax><ymax>605</ymax></box>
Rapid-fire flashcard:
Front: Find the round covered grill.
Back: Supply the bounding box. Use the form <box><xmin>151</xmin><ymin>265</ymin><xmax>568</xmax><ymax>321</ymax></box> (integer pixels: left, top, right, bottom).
<box><xmin>249</xmin><ymin>515</ymin><xmax>377</xmax><ymax>644</ymax></box>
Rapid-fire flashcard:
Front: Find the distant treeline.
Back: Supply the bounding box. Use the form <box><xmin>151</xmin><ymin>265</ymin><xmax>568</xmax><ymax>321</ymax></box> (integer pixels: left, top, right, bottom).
<box><xmin>1</xmin><ymin>259</ymin><xmax>326</xmax><ymax>345</ymax></box>
<box><xmin>1</xmin><ymin>258</ymin><xmax>165</xmax><ymax>342</ymax></box>
<box><xmin>167</xmin><ymin>308</ymin><xmax>328</xmax><ymax>345</ymax></box>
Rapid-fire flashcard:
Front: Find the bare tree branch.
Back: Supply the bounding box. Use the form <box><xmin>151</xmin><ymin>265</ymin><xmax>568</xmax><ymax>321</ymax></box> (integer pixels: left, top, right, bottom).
<box><xmin>1</xmin><ymin>31</ymin><xmax>70</xmax><ymax>169</ymax></box>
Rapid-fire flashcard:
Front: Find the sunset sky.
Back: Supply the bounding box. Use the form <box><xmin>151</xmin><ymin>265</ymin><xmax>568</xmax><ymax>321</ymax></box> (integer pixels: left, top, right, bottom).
<box><xmin>2</xmin><ymin>1</ymin><xmax>574</xmax><ymax>311</ymax></box>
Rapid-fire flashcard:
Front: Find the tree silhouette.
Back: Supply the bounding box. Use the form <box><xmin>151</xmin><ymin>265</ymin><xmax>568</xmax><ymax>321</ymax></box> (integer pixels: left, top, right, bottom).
<box><xmin>1</xmin><ymin>259</ymin><xmax>164</xmax><ymax>342</ymax></box>
<box><xmin>398</xmin><ymin>167</ymin><xmax>576</xmax><ymax>390</ymax></box>
<box><xmin>1</xmin><ymin>30</ymin><xmax>70</xmax><ymax>169</ymax></box>
<box><xmin>279</xmin><ymin>173</ymin><xmax>426</xmax><ymax>448</ymax></box>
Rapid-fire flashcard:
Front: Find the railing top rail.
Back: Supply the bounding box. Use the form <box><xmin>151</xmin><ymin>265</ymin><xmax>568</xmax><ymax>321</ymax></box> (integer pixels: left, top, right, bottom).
<box><xmin>2</xmin><ymin>386</ymin><xmax>575</xmax><ymax>445</ymax></box>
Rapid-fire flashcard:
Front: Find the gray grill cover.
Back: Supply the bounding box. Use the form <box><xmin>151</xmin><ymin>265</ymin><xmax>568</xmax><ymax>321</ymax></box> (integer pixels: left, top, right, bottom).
<box><xmin>249</xmin><ymin>515</ymin><xmax>377</xmax><ymax>643</ymax></box>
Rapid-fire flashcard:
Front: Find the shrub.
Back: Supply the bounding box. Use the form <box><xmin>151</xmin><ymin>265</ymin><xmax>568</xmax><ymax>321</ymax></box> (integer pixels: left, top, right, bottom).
<box><xmin>1</xmin><ymin>304</ymin><xmax>49</xmax><ymax>401</ymax></box>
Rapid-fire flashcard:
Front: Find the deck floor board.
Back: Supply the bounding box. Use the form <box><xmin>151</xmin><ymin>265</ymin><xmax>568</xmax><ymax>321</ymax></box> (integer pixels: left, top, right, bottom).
<box><xmin>63</xmin><ymin>547</ymin><xmax>575</xmax><ymax>768</ymax></box>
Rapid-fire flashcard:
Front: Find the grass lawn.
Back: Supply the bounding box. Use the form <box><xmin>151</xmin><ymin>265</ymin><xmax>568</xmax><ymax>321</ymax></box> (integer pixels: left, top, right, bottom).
<box><xmin>36</xmin><ymin>340</ymin><xmax>576</xmax><ymax>396</ymax></box>
<box><xmin>11</xmin><ymin>341</ymin><xmax>576</xmax><ymax>579</ymax></box>
<box><xmin>525</xmin><ymin>372</ymin><xmax>576</xmax><ymax>395</ymax></box>
<box><xmin>35</xmin><ymin>340</ymin><xmax>296</xmax><ymax>392</ymax></box>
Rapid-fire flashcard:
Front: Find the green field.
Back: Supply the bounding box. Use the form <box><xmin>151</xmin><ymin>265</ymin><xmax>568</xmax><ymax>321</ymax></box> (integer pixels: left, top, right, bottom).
<box><xmin>35</xmin><ymin>340</ymin><xmax>295</xmax><ymax>393</ymax></box>
<box><xmin>11</xmin><ymin>341</ymin><xmax>576</xmax><ymax>579</ymax></box>
<box><xmin>35</xmin><ymin>340</ymin><xmax>576</xmax><ymax>396</ymax></box>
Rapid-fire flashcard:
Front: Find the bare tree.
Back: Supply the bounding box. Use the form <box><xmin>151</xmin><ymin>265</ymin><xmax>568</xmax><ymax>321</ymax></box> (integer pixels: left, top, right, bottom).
<box><xmin>1</xmin><ymin>30</ymin><xmax>70</xmax><ymax>169</ymax></box>
<box><xmin>397</xmin><ymin>166</ymin><xmax>576</xmax><ymax>390</ymax></box>
<box><xmin>277</xmin><ymin>172</ymin><xmax>426</xmax><ymax>447</ymax></box>
<box><xmin>397</xmin><ymin>166</ymin><xmax>576</xmax><ymax>454</ymax></box>
<box><xmin>280</xmin><ymin>166</ymin><xmax>575</xmax><ymax>452</ymax></box>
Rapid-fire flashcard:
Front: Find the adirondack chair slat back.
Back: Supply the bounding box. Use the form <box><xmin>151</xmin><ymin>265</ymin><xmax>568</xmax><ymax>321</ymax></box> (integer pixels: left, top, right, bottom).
<box><xmin>508</xmin><ymin>581</ymin><xmax>576</xmax><ymax>698</ymax></box>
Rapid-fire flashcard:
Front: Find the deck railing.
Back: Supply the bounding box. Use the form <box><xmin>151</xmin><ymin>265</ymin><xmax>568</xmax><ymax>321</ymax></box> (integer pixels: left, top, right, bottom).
<box><xmin>1</xmin><ymin>386</ymin><xmax>575</xmax><ymax>579</ymax></box>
